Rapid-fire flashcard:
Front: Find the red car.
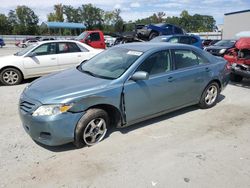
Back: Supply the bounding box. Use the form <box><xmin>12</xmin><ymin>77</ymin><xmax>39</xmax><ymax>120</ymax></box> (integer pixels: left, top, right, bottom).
<box><xmin>224</xmin><ymin>38</ymin><xmax>250</xmax><ymax>82</ymax></box>
<box><xmin>75</xmin><ymin>30</ymin><xmax>106</xmax><ymax>49</ymax></box>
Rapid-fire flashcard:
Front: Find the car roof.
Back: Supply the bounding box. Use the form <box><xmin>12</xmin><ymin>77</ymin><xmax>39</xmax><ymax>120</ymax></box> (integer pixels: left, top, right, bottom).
<box><xmin>37</xmin><ymin>39</ymin><xmax>78</xmax><ymax>45</ymax></box>
<box><xmin>156</xmin><ymin>34</ymin><xmax>200</xmax><ymax>39</ymax></box>
<box><xmin>36</xmin><ymin>39</ymin><xmax>95</xmax><ymax>51</ymax></box>
<box><xmin>115</xmin><ymin>42</ymin><xmax>198</xmax><ymax>52</ymax></box>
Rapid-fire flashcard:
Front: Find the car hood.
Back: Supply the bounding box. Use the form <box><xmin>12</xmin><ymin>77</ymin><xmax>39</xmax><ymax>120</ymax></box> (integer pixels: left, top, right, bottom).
<box><xmin>206</xmin><ymin>45</ymin><xmax>231</xmax><ymax>50</ymax></box>
<box><xmin>0</xmin><ymin>55</ymin><xmax>21</xmax><ymax>64</ymax></box>
<box><xmin>23</xmin><ymin>68</ymin><xmax>113</xmax><ymax>104</ymax></box>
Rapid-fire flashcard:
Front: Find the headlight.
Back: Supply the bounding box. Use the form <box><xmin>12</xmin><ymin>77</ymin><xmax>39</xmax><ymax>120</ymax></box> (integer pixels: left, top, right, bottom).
<box><xmin>32</xmin><ymin>104</ymin><xmax>73</xmax><ymax>116</ymax></box>
<box><xmin>219</xmin><ymin>49</ymin><xmax>226</xmax><ymax>54</ymax></box>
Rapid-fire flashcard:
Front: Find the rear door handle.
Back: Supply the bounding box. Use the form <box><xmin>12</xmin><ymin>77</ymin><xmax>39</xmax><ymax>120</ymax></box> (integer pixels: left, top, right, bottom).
<box><xmin>168</xmin><ymin>76</ymin><xmax>175</xmax><ymax>82</ymax></box>
<box><xmin>51</xmin><ymin>57</ymin><xmax>56</xmax><ymax>60</ymax></box>
<box><xmin>77</xmin><ymin>55</ymin><xmax>81</xmax><ymax>57</ymax></box>
<box><xmin>205</xmin><ymin>67</ymin><xmax>211</xmax><ymax>72</ymax></box>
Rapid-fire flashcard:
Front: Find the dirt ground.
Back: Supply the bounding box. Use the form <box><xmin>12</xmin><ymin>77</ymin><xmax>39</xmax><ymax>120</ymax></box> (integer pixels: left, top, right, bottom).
<box><xmin>0</xmin><ymin>45</ymin><xmax>250</xmax><ymax>188</ymax></box>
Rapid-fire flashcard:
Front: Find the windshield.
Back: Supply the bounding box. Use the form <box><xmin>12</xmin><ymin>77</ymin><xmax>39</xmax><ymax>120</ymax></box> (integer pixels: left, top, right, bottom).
<box><xmin>14</xmin><ymin>43</ymin><xmax>38</xmax><ymax>56</ymax></box>
<box><xmin>213</xmin><ymin>40</ymin><xmax>236</xmax><ymax>47</ymax></box>
<box><xmin>80</xmin><ymin>47</ymin><xmax>143</xmax><ymax>79</ymax></box>
<box><xmin>75</xmin><ymin>32</ymin><xmax>88</xmax><ymax>40</ymax></box>
<box><xmin>150</xmin><ymin>36</ymin><xmax>170</xmax><ymax>42</ymax></box>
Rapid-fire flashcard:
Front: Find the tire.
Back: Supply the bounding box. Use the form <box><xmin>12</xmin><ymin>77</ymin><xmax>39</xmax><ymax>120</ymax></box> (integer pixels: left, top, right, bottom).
<box><xmin>74</xmin><ymin>108</ymin><xmax>109</xmax><ymax>148</ymax></box>
<box><xmin>0</xmin><ymin>68</ymin><xmax>23</xmax><ymax>85</ymax></box>
<box><xmin>199</xmin><ymin>82</ymin><xmax>219</xmax><ymax>109</ymax></box>
<box><xmin>149</xmin><ymin>32</ymin><xmax>158</xmax><ymax>40</ymax></box>
<box><xmin>230</xmin><ymin>73</ymin><xmax>243</xmax><ymax>82</ymax></box>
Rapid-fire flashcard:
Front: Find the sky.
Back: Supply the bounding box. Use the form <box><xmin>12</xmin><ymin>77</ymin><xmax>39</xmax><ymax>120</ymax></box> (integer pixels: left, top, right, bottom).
<box><xmin>0</xmin><ymin>0</ymin><xmax>250</xmax><ymax>25</ymax></box>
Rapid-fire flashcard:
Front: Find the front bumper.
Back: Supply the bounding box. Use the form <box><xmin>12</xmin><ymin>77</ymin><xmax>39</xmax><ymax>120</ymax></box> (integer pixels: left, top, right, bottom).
<box><xmin>231</xmin><ymin>64</ymin><xmax>250</xmax><ymax>78</ymax></box>
<box><xmin>19</xmin><ymin>96</ymin><xmax>84</xmax><ymax>146</ymax></box>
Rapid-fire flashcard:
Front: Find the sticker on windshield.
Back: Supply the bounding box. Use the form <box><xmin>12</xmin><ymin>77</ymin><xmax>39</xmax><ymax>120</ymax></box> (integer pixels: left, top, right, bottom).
<box><xmin>127</xmin><ymin>51</ymin><xmax>143</xmax><ymax>56</ymax></box>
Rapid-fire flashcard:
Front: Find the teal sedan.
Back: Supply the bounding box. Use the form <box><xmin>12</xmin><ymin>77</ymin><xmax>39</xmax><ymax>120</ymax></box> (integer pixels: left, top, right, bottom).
<box><xmin>19</xmin><ymin>42</ymin><xmax>230</xmax><ymax>148</ymax></box>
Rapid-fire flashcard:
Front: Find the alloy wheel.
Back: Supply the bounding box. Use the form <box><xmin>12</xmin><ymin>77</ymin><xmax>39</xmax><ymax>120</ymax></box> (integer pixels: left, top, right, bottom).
<box><xmin>83</xmin><ymin>118</ymin><xmax>107</xmax><ymax>146</ymax></box>
<box><xmin>2</xmin><ymin>70</ymin><xmax>19</xmax><ymax>85</ymax></box>
<box><xmin>205</xmin><ymin>85</ymin><xmax>218</xmax><ymax>105</ymax></box>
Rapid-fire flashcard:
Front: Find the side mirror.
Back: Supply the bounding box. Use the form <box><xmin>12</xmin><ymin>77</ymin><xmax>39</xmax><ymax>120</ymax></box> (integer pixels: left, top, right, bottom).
<box><xmin>26</xmin><ymin>52</ymin><xmax>37</xmax><ymax>57</ymax></box>
<box><xmin>131</xmin><ymin>71</ymin><xmax>149</xmax><ymax>81</ymax></box>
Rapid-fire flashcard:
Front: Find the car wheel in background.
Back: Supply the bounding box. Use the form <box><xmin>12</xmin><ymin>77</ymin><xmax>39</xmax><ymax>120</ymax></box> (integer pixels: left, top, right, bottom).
<box><xmin>230</xmin><ymin>73</ymin><xmax>243</xmax><ymax>82</ymax></box>
<box><xmin>199</xmin><ymin>82</ymin><xmax>219</xmax><ymax>109</ymax></box>
<box><xmin>74</xmin><ymin>108</ymin><xmax>110</xmax><ymax>148</ymax></box>
<box><xmin>0</xmin><ymin>68</ymin><xmax>23</xmax><ymax>85</ymax></box>
<box><xmin>149</xmin><ymin>32</ymin><xmax>158</xmax><ymax>40</ymax></box>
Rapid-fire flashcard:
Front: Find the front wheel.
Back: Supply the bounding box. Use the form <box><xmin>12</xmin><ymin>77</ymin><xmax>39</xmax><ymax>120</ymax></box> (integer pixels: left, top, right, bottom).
<box><xmin>74</xmin><ymin>108</ymin><xmax>109</xmax><ymax>148</ymax></box>
<box><xmin>0</xmin><ymin>68</ymin><xmax>23</xmax><ymax>85</ymax></box>
<box><xmin>199</xmin><ymin>82</ymin><xmax>219</xmax><ymax>109</ymax></box>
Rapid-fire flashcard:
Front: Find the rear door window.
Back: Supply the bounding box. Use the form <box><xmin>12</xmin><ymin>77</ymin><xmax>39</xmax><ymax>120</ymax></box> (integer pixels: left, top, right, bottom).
<box><xmin>173</xmin><ymin>50</ymin><xmax>206</xmax><ymax>69</ymax></box>
<box><xmin>179</xmin><ymin>37</ymin><xmax>191</xmax><ymax>44</ymax></box>
<box><xmin>58</xmin><ymin>42</ymin><xmax>81</xmax><ymax>53</ymax></box>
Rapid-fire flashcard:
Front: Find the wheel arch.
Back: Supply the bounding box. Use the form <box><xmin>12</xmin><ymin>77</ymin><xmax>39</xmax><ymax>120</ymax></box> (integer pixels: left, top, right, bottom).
<box><xmin>86</xmin><ymin>104</ymin><xmax>123</xmax><ymax>128</ymax></box>
<box><xmin>207</xmin><ymin>79</ymin><xmax>221</xmax><ymax>91</ymax></box>
<box><xmin>0</xmin><ymin>66</ymin><xmax>24</xmax><ymax>79</ymax></box>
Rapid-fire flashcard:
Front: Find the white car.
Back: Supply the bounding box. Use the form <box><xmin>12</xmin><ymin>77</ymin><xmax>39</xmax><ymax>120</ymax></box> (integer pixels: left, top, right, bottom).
<box><xmin>0</xmin><ymin>40</ymin><xmax>103</xmax><ymax>85</ymax></box>
<box><xmin>19</xmin><ymin>39</ymin><xmax>39</xmax><ymax>48</ymax></box>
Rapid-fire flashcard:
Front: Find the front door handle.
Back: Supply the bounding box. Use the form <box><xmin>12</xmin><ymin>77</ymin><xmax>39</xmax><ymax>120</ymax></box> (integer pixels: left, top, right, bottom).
<box><xmin>51</xmin><ymin>57</ymin><xmax>56</xmax><ymax>60</ymax></box>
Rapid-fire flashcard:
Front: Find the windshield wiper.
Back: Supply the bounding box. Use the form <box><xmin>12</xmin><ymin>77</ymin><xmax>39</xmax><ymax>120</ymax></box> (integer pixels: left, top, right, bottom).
<box><xmin>81</xmin><ymin>70</ymin><xmax>97</xmax><ymax>77</ymax></box>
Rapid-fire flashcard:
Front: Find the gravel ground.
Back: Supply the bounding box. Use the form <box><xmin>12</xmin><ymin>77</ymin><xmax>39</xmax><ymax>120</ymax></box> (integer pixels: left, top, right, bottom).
<box><xmin>0</xmin><ymin>45</ymin><xmax>250</xmax><ymax>188</ymax></box>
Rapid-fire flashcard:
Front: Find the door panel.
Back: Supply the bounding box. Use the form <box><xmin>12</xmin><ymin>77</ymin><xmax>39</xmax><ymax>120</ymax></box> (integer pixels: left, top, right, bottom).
<box><xmin>57</xmin><ymin>42</ymin><xmax>87</xmax><ymax>70</ymax></box>
<box><xmin>23</xmin><ymin>43</ymin><xmax>58</xmax><ymax>76</ymax></box>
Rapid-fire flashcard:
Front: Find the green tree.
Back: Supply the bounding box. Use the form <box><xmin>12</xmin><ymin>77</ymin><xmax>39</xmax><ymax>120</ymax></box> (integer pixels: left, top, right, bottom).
<box><xmin>47</xmin><ymin>4</ymin><xmax>64</xmax><ymax>22</ymax></box>
<box><xmin>63</xmin><ymin>5</ymin><xmax>80</xmax><ymax>22</ymax></box>
<box><xmin>79</xmin><ymin>4</ymin><xmax>103</xmax><ymax>29</ymax></box>
<box><xmin>14</xmin><ymin>6</ymin><xmax>39</xmax><ymax>34</ymax></box>
<box><xmin>0</xmin><ymin>14</ymin><xmax>11</xmax><ymax>34</ymax></box>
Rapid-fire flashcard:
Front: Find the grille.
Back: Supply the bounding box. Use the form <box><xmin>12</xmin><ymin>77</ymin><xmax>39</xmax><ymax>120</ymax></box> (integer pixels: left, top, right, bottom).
<box><xmin>20</xmin><ymin>101</ymin><xmax>36</xmax><ymax>113</ymax></box>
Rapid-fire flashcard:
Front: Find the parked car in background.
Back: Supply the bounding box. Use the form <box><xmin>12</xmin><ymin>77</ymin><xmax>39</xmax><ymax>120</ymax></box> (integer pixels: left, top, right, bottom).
<box><xmin>209</xmin><ymin>40</ymin><xmax>221</xmax><ymax>46</ymax></box>
<box><xmin>150</xmin><ymin>34</ymin><xmax>203</xmax><ymax>49</ymax></box>
<box><xmin>104</xmin><ymin>35</ymin><xmax>116</xmax><ymax>47</ymax></box>
<box><xmin>75</xmin><ymin>30</ymin><xmax>106</xmax><ymax>49</ymax></box>
<box><xmin>224</xmin><ymin>37</ymin><xmax>250</xmax><ymax>82</ymax></box>
<box><xmin>0</xmin><ymin>40</ymin><xmax>103</xmax><ymax>85</ymax></box>
<box><xmin>39</xmin><ymin>37</ymin><xmax>55</xmax><ymax>41</ymax></box>
<box><xmin>18</xmin><ymin>39</ymin><xmax>39</xmax><ymax>48</ymax></box>
<box><xmin>0</xmin><ymin>38</ymin><xmax>5</xmax><ymax>48</ymax></box>
<box><xmin>19</xmin><ymin>43</ymin><xmax>230</xmax><ymax>147</ymax></box>
<box><xmin>15</xmin><ymin>37</ymin><xmax>41</xmax><ymax>47</ymax></box>
<box><xmin>204</xmin><ymin>39</ymin><xmax>236</xmax><ymax>56</ymax></box>
<box><xmin>137</xmin><ymin>23</ymin><xmax>185</xmax><ymax>40</ymax></box>
<box><xmin>202</xmin><ymin>39</ymin><xmax>213</xmax><ymax>47</ymax></box>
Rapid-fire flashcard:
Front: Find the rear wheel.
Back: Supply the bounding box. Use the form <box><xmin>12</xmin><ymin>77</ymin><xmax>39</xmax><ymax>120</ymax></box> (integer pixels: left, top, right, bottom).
<box><xmin>74</xmin><ymin>108</ymin><xmax>109</xmax><ymax>148</ymax></box>
<box><xmin>199</xmin><ymin>82</ymin><xmax>219</xmax><ymax>109</ymax></box>
<box><xmin>230</xmin><ymin>73</ymin><xmax>243</xmax><ymax>82</ymax></box>
<box><xmin>0</xmin><ymin>68</ymin><xmax>23</xmax><ymax>85</ymax></box>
